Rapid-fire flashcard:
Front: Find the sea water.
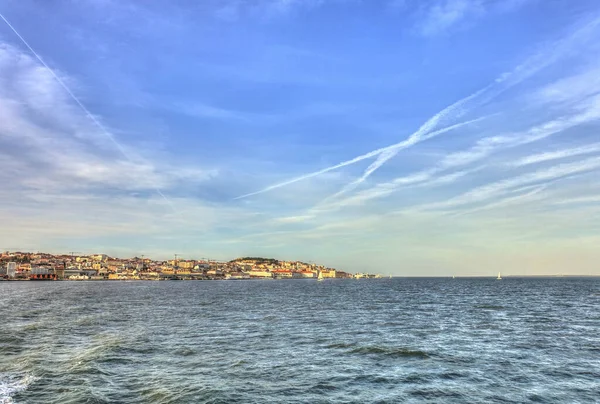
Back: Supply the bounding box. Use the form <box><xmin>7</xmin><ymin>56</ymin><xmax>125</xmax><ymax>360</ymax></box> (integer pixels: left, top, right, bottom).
<box><xmin>1</xmin><ymin>278</ymin><xmax>599</xmax><ymax>403</ymax></box>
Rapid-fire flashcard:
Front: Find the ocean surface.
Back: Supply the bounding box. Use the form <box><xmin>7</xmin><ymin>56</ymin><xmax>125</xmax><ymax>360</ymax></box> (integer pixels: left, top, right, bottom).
<box><xmin>1</xmin><ymin>278</ymin><xmax>599</xmax><ymax>403</ymax></box>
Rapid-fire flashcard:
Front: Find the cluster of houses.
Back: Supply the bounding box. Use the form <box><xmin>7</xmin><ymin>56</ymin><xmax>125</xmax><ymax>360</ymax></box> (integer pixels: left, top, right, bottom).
<box><xmin>0</xmin><ymin>252</ymin><xmax>369</xmax><ymax>281</ymax></box>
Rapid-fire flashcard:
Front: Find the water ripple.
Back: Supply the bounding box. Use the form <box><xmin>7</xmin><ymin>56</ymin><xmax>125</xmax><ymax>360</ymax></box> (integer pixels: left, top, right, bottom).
<box><xmin>1</xmin><ymin>278</ymin><xmax>599</xmax><ymax>403</ymax></box>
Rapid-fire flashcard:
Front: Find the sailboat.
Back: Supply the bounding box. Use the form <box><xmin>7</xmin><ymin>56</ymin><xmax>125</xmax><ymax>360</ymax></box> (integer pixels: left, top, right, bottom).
<box><xmin>496</xmin><ymin>272</ymin><xmax>502</xmax><ymax>280</ymax></box>
<box><xmin>317</xmin><ymin>270</ymin><xmax>324</xmax><ymax>282</ymax></box>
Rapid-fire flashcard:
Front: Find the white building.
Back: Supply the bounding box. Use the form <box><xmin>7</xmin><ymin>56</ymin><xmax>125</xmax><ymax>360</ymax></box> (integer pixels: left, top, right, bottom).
<box><xmin>7</xmin><ymin>262</ymin><xmax>17</xmax><ymax>278</ymax></box>
<box><xmin>247</xmin><ymin>270</ymin><xmax>273</xmax><ymax>278</ymax></box>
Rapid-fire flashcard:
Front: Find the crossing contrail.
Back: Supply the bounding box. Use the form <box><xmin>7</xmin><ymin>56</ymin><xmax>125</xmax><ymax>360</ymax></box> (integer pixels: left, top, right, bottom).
<box><xmin>323</xmin><ymin>87</ymin><xmax>491</xmax><ymax>202</ymax></box>
<box><xmin>233</xmin><ymin>117</ymin><xmax>485</xmax><ymax>200</ymax></box>
<box><xmin>235</xmin><ymin>15</ymin><xmax>600</xmax><ymax>202</ymax></box>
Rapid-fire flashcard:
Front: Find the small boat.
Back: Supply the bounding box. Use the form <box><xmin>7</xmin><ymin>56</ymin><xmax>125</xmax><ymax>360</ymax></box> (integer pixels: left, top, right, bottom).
<box><xmin>317</xmin><ymin>270</ymin><xmax>324</xmax><ymax>282</ymax></box>
<box><xmin>496</xmin><ymin>272</ymin><xmax>502</xmax><ymax>280</ymax></box>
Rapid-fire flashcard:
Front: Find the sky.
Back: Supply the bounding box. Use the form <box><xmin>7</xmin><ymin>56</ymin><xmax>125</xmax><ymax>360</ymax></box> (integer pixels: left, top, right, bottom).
<box><xmin>1</xmin><ymin>0</ymin><xmax>600</xmax><ymax>276</ymax></box>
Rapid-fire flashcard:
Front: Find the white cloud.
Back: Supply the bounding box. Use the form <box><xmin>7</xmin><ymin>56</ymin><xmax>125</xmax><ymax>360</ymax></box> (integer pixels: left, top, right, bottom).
<box><xmin>0</xmin><ymin>41</ymin><xmax>216</xmax><ymax>194</ymax></box>
<box><xmin>533</xmin><ymin>64</ymin><xmax>600</xmax><ymax>106</ymax></box>
<box><xmin>272</xmin><ymin>215</ymin><xmax>316</xmax><ymax>224</ymax></box>
<box><xmin>322</xmin><ymin>116</ymin><xmax>486</xmax><ymax>202</ymax></box>
<box><xmin>317</xmin><ymin>95</ymin><xmax>600</xmax><ymax>211</ymax></box>
<box><xmin>412</xmin><ymin>0</ymin><xmax>533</xmax><ymax>37</ymax></box>
<box><xmin>236</xmin><ymin>15</ymin><xmax>600</xmax><ymax>201</ymax></box>
<box><xmin>211</xmin><ymin>0</ymin><xmax>343</xmax><ymax>21</ymax></box>
<box><xmin>513</xmin><ymin>142</ymin><xmax>600</xmax><ymax>166</ymax></box>
<box><xmin>552</xmin><ymin>195</ymin><xmax>600</xmax><ymax>205</ymax></box>
<box><xmin>448</xmin><ymin>184</ymin><xmax>549</xmax><ymax>217</ymax></box>
<box><xmin>420</xmin><ymin>156</ymin><xmax>600</xmax><ymax>210</ymax></box>
<box><xmin>416</xmin><ymin>0</ymin><xmax>483</xmax><ymax>37</ymax></box>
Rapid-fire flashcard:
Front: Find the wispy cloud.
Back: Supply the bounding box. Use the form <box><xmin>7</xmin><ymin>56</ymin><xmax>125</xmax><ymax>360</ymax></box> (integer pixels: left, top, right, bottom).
<box><xmin>212</xmin><ymin>0</ymin><xmax>530</xmax><ymax>33</ymax></box>
<box><xmin>0</xmin><ymin>40</ymin><xmax>216</xmax><ymax>196</ymax></box>
<box><xmin>2</xmin><ymin>0</ymin><xmax>600</xmax><ymax>274</ymax></box>
<box><xmin>305</xmin><ymin>90</ymin><xmax>600</xmax><ymax>215</ymax></box>
<box><xmin>418</xmin><ymin>156</ymin><xmax>600</xmax><ymax>211</ymax></box>
<box><xmin>447</xmin><ymin>184</ymin><xmax>550</xmax><ymax>217</ymax></box>
<box><xmin>553</xmin><ymin>195</ymin><xmax>600</xmax><ymax>205</ymax></box>
<box><xmin>513</xmin><ymin>142</ymin><xmax>600</xmax><ymax>167</ymax></box>
<box><xmin>235</xmin><ymin>15</ymin><xmax>600</xmax><ymax>201</ymax></box>
<box><xmin>415</xmin><ymin>0</ymin><xmax>484</xmax><ymax>37</ymax></box>
<box><xmin>412</xmin><ymin>0</ymin><xmax>533</xmax><ymax>37</ymax></box>
<box><xmin>531</xmin><ymin>64</ymin><xmax>600</xmax><ymax>106</ymax></box>
<box><xmin>313</xmin><ymin>167</ymin><xmax>478</xmax><ymax>211</ymax></box>
<box><xmin>321</xmin><ymin>116</ymin><xmax>487</xmax><ymax>202</ymax></box>
<box><xmin>212</xmin><ymin>0</ymin><xmax>341</xmax><ymax>21</ymax></box>
<box><xmin>173</xmin><ymin>101</ymin><xmax>257</xmax><ymax>121</ymax></box>
<box><xmin>233</xmin><ymin>117</ymin><xmax>482</xmax><ymax>200</ymax></box>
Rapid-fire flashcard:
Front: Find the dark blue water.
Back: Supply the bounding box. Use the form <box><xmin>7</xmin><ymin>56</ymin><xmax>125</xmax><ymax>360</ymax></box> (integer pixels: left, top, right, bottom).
<box><xmin>1</xmin><ymin>278</ymin><xmax>599</xmax><ymax>403</ymax></box>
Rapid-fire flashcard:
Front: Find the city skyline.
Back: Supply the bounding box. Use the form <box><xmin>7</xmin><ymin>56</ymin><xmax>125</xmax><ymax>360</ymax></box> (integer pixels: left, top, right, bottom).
<box><xmin>1</xmin><ymin>1</ymin><xmax>600</xmax><ymax>276</ymax></box>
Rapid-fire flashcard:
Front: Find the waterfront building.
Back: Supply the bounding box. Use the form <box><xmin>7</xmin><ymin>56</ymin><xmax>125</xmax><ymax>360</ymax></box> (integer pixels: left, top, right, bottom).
<box><xmin>247</xmin><ymin>270</ymin><xmax>273</xmax><ymax>278</ymax></box>
<box><xmin>55</xmin><ymin>265</ymin><xmax>65</xmax><ymax>280</ymax></box>
<box><xmin>271</xmin><ymin>269</ymin><xmax>293</xmax><ymax>279</ymax></box>
<box><xmin>321</xmin><ymin>269</ymin><xmax>336</xmax><ymax>278</ymax></box>
<box><xmin>6</xmin><ymin>262</ymin><xmax>17</xmax><ymax>278</ymax></box>
<box><xmin>30</xmin><ymin>267</ymin><xmax>57</xmax><ymax>280</ymax></box>
<box><xmin>226</xmin><ymin>272</ymin><xmax>250</xmax><ymax>280</ymax></box>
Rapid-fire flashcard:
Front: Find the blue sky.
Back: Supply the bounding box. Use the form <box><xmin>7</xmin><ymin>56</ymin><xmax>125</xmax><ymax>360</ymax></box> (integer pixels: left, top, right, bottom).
<box><xmin>1</xmin><ymin>0</ymin><xmax>600</xmax><ymax>275</ymax></box>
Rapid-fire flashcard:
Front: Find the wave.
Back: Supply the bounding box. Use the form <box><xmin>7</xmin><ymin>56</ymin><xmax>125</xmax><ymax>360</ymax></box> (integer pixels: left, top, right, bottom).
<box><xmin>66</xmin><ymin>335</ymin><xmax>128</xmax><ymax>372</ymax></box>
<box><xmin>21</xmin><ymin>322</ymin><xmax>46</xmax><ymax>332</ymax></box>
<box><xmin>172</xmin><ymin>347</ymin><xmax>196</xmax><ymax>357</ymax></box>
<box><xmin>309</xmin><ymin>381</ymin><xmax>338</xmax><ymax>392</ymax></box>
<box><xmin>75</xmin><ymin>315</ymin><xmax>103</xmax><ymax>326</ymax></box>
<box><xmin>475</xmin><ymin>304</ymin><xmax>506</xmax><ymax>310</ymax></box>
<box><xmin>0</xmin><ymin>335</ymin><xmax>26</xmax><ymax>356</ymax></box>
<box><xmin>0</xmin><ymin>373</ymin><xmax>36</xmax><ymax>404</ymax></box>
<box><xmin>326</xmin><ymin>342</ymin><xmax>356</xmax><ymax>349</ymax></box>
<box><xmin>349</xmin><ymin>346</ymin><xmax>430</xmax><ymax>358</ymax></box>
<box><xmin>230</xmin><ymin>359</ymin><xmax>248</xmax><ymax>368</ymax></box>
<box><xmin>326</xmin><ymin>342</ymin><xmax>430</xmax><ymax>358</ymax></box>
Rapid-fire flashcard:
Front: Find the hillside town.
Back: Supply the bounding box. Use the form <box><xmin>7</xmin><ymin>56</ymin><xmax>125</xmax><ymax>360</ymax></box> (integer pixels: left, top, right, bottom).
<box><xmin>0</xmin><ymin>251</ymin><xmax>382</xmax><ymax>281</ymax></box>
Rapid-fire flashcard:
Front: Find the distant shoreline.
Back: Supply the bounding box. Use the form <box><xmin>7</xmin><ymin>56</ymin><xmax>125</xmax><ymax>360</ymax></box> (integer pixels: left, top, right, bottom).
<box><xmin>2</xmin><ymin>275</ymin><xmax>599</xmax><ymax>283</ymax></box>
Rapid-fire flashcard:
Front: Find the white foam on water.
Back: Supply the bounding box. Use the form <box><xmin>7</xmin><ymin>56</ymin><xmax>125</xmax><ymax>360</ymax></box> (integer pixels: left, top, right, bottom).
<box><xmin>0</xmin><ymin>373</ymin><xmax>36</xmax><ymax>404</ymax></box>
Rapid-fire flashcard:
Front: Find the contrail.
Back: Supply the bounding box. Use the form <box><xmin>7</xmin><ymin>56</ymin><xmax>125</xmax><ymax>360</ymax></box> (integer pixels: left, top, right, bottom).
<box><xmin>327</xmin><ymin>15</ymin><xmax>600</xmax><ymax>201</ymax></box>
<box><xmin>233</xmin><ymin>117</ymin><xmax>485</xmax><ymax>200</ymax></box>
<box><xmin>233</xmin><ymin>143</ymin><xmax>394</xmax><ymax>200</ymax></box>
<box><xmin>234</xmin><ymin>104</ymin><xmax>488</xmax><ymax>201</ymax></box>
<box><xmin>234</xmin><ymin>87</ymin><xmax>492</xmax><ymax>202</ymax></box>
<box><xmin>235</xmin><ymin>15</ymin><xmax>600</xmax><ymax>201</ymax></box>
<box><xmin>0</xmin><ymin>12</ymin><xmax>176</xmax><ymax>212</ymax></box>
<box><xmin>325</xmin><ymin>87</ymin><xmax>491</xmax><ymax>201</ymax></box>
